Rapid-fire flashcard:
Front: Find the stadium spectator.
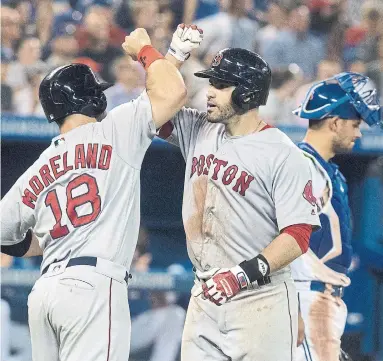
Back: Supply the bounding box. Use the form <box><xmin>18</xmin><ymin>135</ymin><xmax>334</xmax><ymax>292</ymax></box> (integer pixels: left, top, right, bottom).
<box><xmin>0</xmin><ymin>300</ymin><xmax>33</xmax><ymax>361</ymax></box>
<box><xmin>356</xmin><ymin>0</ymin><xmax>383</xmax><ymax>63</ymax></box>
<box><xmin>1</xmin><ymin>6</ymin><xmax>22</xmax><ymax>62</ymax></box>
<box><xmin>105</xmin><ymin>56</ymin><xmax>145</xmax><ymax>111</ymax></box>
<box><xmin>195</xmin><ymin>0</ymin><xmax>259</xmax><ymax>66</ymax></box>
<box><xmin>129</xmin><ymin>226</ymin><xmax>186</xmax><ymax>361</ymax></box>
<box><xmin>264</xmin><ymin>4</ymin><xmax>326</xmax><ymax>80</ymax></box>
<box><xmin>346</xmin><ymin>0</ymin><xmax>364</xmax><ymax>23</ymax></box>
<box><xmin>150</xmin><ymin>8</ymin><xmax>175</xmax><ymax>55</ymax></box>
<box><xmin>182</xmin><ymin>0</ymin><xmax>220</xmax><ymax>24</ymax></box>
<box><xmin>130</xmin><ymin>283</ymin><xmax>186</xmax><ymax>361</ymax></box>
<box><xmin>345</xmin><ymin>0</ymin><xmax>383</xmax><ymax>64</ymax></box>
<box><xmin>51</xmin><ymin>4</ymin><xmax>83</xmax><ymax>41</ymax></box>
<box><xmin>130</xmin><ymin>0</ymin><xmax>161</xmax><ymax>35</ymax></box>
<box><xmin>75</xmin><ymin>2</ymin><xmax>126</xmax><ymax>49</ymax></box>
<box><xmin>5</xmin><ymin>37</ymin><xmax>47</xmax><ymax>92</ymax></box>
<box><xmin>1</xmin><ymin>299</ymin><xmax>12</xmax><ymax>361</ymax></box>
<box><xmin>309</xmin><ymin>0</ymin><xmax>347</xmax><ymax>37</ymax></box>
<box><xmin>308</xmin><ymin>0</ymin><xmax>350</xmax><ymax>63</ymax></box>
<box><xmin>1</xmin><ymin>58</ymin><xmax>14</xmax><ymax>112</ymax></box>
<box><xmin>366</xmin><ymin>37</ymin><xmax>383</xmax><ymax>102</ymax></box>
<box><xmin>45</xmin><ymin>27</ymin><xmax>79</xmax><ymax>68</ymax></box>
<box><xmin>12</xmin><ymin>65</ymin><xmax>46</xmax><ymax>117</ymax></box>
<box><xmin>179</xmin><ymin>55</ymin><xmax>209</xmax><ymax>110</ymax></box>
<box><xmin>1</xmin><ymin>254</ymin><xmax>33</xmax><ymax>361</ymax></box>
<box><xmin>255</xmin><ymin>0</ymin><xmax>289</xmax><ymax>56</ymax></box>
<box><xmin>349</xmin><ymin>59</ymin><xmax>368</xmax><ymax>74</ymax></box>
<box><xmin>7</xmin><ymin>0</ymin><xmax>35</xmax><ymax>37</ymax></box>
<box><xmin>76</xmin><ymin>8</ymin><xmax>123</xmax><ymax>82</ymax></box>
<box><xmin>34</xmin><ymin>0</ymin><xmax>54</xmax><ymax>47</ymax></box>
<box><xmin>258</xmin><ymin>65</ymin><xmax>304</xmax><ymax>125</ymax></box>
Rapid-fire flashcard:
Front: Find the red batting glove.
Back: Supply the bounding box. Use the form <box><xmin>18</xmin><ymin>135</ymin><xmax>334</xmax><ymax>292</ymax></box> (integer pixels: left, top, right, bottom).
<box><xmin>202</xmin><ymin>266</ymin><xmax>250</xmax><ymax>306</ymax></box>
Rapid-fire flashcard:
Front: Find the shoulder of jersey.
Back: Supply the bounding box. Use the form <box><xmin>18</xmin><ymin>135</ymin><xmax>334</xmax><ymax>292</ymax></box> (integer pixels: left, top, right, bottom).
<box><xmin>301</xmin><ymin>150</ymin><xmax>329</xmax><ymax>181</ymax></box>
<box><xmin>301</xmin><ymin>149</ymin><xmax>333</xmax><ymax>210</ymax></box>
<box><xmin>245</xmin><ymin>127</ymin><xmax>296</xmax><ymax>149</ymax></box>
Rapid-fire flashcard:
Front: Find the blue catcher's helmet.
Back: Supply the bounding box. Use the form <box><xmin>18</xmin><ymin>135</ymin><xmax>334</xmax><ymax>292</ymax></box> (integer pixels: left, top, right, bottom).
<box><xmin>294</xmin><ymin>72</ymin><xmax>382</xmax><ymax>128</ymax></box>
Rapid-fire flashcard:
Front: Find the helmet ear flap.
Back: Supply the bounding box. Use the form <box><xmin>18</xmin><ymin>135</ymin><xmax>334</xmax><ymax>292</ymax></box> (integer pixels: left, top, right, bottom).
<box><xmin>80</xmin><ymin>95</ymin><xmax>107</xmax><ymax>118</ymax></box>
<box><xmin>231</xmin><ymin>85</ymin><xmax>262</xmax><ymax>113</ymax></box>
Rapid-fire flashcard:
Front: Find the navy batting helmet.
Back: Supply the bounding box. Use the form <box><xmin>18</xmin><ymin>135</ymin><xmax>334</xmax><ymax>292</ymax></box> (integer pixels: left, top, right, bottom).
<box><xmin>194</xmin><ymin>48</ymin><xmax>272</xmax><ymax>113</ymax></box>
<box><xmin>294</xmin><ymin>72</ymin><xmax>382</xmax><ymax>128</ymax></box>
<box><xmin>39</xmin><ymin>63</ymin><xmax>112</xmax><ymax>124</ymax></box>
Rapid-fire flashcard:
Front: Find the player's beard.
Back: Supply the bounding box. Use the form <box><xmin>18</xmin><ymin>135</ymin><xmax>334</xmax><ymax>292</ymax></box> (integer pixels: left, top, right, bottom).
<box><xmin>332</xmin><ymin>136</ymin><xmax>355</xmax><ymax>154</ymax></box>
<box><xmin>206</xmin><ymin>103</ymin><xmax>236</xmax><ymax>124</ymax></box>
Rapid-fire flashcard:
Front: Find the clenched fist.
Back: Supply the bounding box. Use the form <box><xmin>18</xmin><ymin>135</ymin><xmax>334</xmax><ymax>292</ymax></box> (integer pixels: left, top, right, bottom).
<box><xmin>168</xmin><ymin>23</ymin><xmax>204</xmax><ymax>61</ymax></box>
<box><xmin>122</xmin><ymin>28</ymin><xmax>151</xmax><ymax>61</ymax></box>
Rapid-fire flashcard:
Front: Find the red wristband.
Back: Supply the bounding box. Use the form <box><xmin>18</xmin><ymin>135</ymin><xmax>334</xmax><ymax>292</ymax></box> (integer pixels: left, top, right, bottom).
<box><xmin>137</xmin><ymin>45</ymin><xmax>164</xmax><ymax>71</ymax></box>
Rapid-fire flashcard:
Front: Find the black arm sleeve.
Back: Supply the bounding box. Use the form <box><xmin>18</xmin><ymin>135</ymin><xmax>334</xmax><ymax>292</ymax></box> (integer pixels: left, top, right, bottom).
<box><xmin>1</xmin><ymin>230</ymin><xmax>32</xmax><ymax>257</ymax></box>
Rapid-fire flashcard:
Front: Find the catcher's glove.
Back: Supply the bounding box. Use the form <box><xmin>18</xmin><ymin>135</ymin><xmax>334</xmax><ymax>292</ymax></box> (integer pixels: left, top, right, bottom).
<box><xmin>340</xmin><ymin>349</ymin><xmax>353</xmax><ymax>361</ymax></box>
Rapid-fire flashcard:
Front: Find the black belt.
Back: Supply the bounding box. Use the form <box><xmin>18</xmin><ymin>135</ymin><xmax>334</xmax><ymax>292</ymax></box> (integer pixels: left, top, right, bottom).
<box><xmin>256</xmin><ymin>276</ymin><xmax>271</xmax><ymax>286</ymax></box>
<box><xmin>310</xmin><ymin>281</ymin><xmax>344</xmax><ymax>298</ymax></box>
<box><xmin>41</xmin><ymin>256</ymin><xmax>132</xmax><ymax>283</ymax></box>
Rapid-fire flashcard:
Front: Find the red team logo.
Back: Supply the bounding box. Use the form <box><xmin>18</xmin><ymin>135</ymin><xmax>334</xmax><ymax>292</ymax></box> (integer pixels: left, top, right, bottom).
<box><xmin>302</xmin><ymin>180</ymin><xmax>317</xmax><ymax>214</ymax></box>
<box><xmin>212</xmin><ymin>53</ymin><xmax>223</xmax><ymax>67</ymax></box>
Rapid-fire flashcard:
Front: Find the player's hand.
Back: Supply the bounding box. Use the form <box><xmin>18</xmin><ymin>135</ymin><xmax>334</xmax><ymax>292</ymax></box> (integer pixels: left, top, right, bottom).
<box><xmin>122</xmin><ymin>28</ymin><xmax>151</xmax><ymax>61</ymax></box>
<box><xmin>168</xmin><ymin>23</ymin><xmax>204</xmax><ymax>62</ymax></box>
<box><xmin>193</xmin><ymin>265</ymin><xmax>250</xmax><ymax>306</ymax></box>
<box><xmin>297</xmin><ymin>310</ymin><xmax>305</xmax><ymax>346</ymax></box>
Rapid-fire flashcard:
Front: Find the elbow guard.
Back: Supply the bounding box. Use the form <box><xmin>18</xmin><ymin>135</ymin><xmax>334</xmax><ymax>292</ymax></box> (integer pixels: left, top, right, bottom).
<box><xmin>1</xmin><ymin>230</ymin><xmax>32</xmax><ymax>257</ymax></box>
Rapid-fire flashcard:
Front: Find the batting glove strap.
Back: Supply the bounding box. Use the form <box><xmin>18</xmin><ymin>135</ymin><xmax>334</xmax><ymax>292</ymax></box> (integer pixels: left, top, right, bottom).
<box><xmin>168</xmin><ymin>24</ymin><xmax>203</xmax><ymax>62</ymax></box>
<box><xmin>239</xmin><ymin>254</ymin><xmax>270</xmax><ymax>284</ymax></box>
<box><xmin>230</xmin><ymin>265</ymin><xmax>251</xmax><ymax>290</ymax></box>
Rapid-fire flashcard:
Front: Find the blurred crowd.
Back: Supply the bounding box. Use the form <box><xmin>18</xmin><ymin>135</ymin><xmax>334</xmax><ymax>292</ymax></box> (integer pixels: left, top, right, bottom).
<box><xmin>1</xmin><ymin>0</ymin><xmax>383</xmax><ymax>125</ymax></box>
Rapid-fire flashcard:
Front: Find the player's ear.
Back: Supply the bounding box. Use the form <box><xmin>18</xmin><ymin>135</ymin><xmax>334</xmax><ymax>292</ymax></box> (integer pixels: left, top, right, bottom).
<box><xmin>328</xmin><ymin>116</ymin><xmax>340</xmax><ymax>133</ymax></box>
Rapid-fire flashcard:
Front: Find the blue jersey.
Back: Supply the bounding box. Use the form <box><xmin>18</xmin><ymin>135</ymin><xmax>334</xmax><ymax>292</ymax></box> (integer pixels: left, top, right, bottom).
<box><xmin>299</xmin><ymin>142</ymin><xmax>353</xmax><ymax>274</ymax></box>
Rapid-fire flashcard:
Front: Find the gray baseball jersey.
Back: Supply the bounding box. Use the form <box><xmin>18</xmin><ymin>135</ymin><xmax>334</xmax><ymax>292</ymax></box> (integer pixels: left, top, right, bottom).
<box><xmin>1</xmin><ymin>91</ymin><xmax>156</xmax><ymax>271</ymax></box>
<box><xmin>2</xmin><ymin>91</ymin><xmax>156</xmax><ymax>361</ymax></box>
<box><xmin>161</xmin><ymin>108</ymin><xmax>320</xmax><ymax>276</ymax></box>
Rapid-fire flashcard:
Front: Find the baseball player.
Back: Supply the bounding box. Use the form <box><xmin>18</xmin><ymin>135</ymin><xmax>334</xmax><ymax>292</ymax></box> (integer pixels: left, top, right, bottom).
<box><xmin>291</xmin><ymin>72</ymin><xmax>382</xmax><ymax>361</ymax></box>
<box><xmin>0</xmin><ymin>25</ymin><xmax>203</xmax><ymax>361</ymax></box>
<box><xmin>159</xmin><ymin>48</ymin><xmax>321</xmax><ymax>361</ymax></box>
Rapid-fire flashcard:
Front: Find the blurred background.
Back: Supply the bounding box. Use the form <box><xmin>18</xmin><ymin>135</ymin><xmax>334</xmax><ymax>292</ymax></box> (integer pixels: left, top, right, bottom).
<box><xmin>1</xmin><ymin>0</ymin><xmax>383</xmax><ymax>360</ymax></box>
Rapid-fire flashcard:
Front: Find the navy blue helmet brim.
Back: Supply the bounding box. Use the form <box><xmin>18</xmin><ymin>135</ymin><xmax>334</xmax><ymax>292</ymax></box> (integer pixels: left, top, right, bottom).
<box><xmin>194</xmin><ymin>69</ymin><xmax>238</xmax><ymax>84</ymax></box>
